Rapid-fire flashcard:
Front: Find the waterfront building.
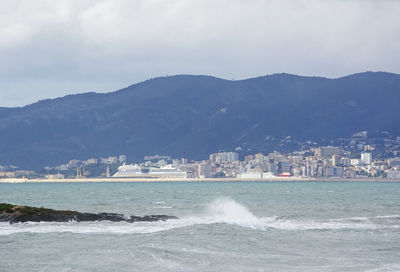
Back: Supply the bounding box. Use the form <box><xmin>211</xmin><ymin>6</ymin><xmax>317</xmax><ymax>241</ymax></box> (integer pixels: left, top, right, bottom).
<box><xmin>262</xmin><ymin>172</ymin><xmax>276</xmax><ymax>178</ymax></box>
<box><xmin>113</xmin><ymin>164</ymin><xmax>187</xmax><ymax>178</ymax></box>
<box><xmin>0</xmin><ymin>172</ymin><xmax>15</xmax><ymax>178</ymax></box>
<box><xmin>278</xmin><ymin>160</ymin><xmax>291</xmax><ymax>174</ymax></box>
<box><xmin>387</xmin><ymin>170</ymin><xmax>400</xmax><ymax>179</ymax></box>
<box><xmin>197</xmin><ymin>163</ymin><xmax>212</xmax><ymax>178</ymax></box>
<box><xmin>45</xmin><ymin>173</ymin><xmax>65</xmax><ymax>179</ymax></box>
<box><xmin>240</xmin><ymin>171</ymin><xmax>262</xmax><ymax>179</ymax></box>
<box><xmin>14</xmin><ymin>170</ymin><xmax>35</xmax><ymax>178</ymax></box>
<box><xmin>361</xmin><ymin>152</ymin><xmax>372</xmax><ymax>165</ymax></box>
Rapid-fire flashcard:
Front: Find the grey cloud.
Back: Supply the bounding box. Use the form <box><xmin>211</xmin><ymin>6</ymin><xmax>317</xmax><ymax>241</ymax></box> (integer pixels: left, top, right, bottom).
<box><xmin>0</xmin><ymin>0</ymin><xmax>399</xmax><ymax>106</ymax></box>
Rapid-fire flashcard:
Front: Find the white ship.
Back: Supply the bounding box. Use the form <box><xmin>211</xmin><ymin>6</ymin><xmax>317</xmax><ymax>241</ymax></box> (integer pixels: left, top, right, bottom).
<box><xmin>113</xmin><ymin>164</ymin><xmax>187</xmax><ymax>178</ymax></box>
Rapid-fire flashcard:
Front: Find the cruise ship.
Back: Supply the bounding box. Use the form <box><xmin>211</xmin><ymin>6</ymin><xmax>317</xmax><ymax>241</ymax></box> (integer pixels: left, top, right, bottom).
<box><xmin>113</xmin><ymin>164</ymin><xmax>187</xmax><ymax>178</ymax></box>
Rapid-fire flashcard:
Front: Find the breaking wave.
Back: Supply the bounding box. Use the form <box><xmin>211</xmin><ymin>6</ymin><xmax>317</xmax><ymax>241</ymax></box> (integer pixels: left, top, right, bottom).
<box><xmin>1</xmin><ymin>198</ymin><xmax>399</xmax><ymax>235</ymax></box>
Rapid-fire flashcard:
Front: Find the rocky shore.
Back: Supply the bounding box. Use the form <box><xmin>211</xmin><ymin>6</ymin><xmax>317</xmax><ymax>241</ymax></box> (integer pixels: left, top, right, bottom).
<box><xmin>0</xmin><ymin>203</ymin><xmax>177</xmax><ymax>224</ymax></box>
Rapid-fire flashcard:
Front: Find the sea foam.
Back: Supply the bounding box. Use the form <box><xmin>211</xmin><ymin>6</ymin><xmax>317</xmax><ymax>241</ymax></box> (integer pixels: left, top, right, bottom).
<box><xmin>0</xmin><ymin>198</ymin><xmax>398</xmax><ymax>235</ymax></box>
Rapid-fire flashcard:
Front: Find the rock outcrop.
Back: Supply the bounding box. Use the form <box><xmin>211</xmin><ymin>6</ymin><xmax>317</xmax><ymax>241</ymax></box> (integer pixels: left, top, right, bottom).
<box><xmin>0</xmin><ymin>203</ymin><xmax>177</xmax><ymax>224</ymax></box>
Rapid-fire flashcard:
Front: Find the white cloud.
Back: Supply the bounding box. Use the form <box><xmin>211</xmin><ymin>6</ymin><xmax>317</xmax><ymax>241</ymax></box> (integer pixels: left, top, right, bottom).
<box><xmin>0</xmin><ymin>0</ymin><xmax>399</xmax><ymax>106</ymax></box>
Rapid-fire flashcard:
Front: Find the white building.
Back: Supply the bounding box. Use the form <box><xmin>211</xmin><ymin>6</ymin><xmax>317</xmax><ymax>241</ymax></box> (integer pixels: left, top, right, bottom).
<box><xmin>361</xmin><ymin>152</ymin><xmax>372</xmax><ymax>165</ymax></box>
<box><xmin>350</xmin><ymin>158</ymin><xmax>360</xmax><ymax>166</ymax></box>
<box><xmin>113</xmin><ymin>164</ymin><xmax>187</xmax><ymax>178</ymax></box>
<box><xmin>45</xmin><ymin>173</ymin><xmax>65</xmax><ymax>179</ymax></box>
<box><xmin>262</xmin><ymin>172</ymin><xmax>276</xmax><ymax>178</ymax></box>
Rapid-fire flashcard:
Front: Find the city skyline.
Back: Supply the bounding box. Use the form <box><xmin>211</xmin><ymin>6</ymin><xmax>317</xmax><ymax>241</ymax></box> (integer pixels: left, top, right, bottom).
<box><xmin>2</xmin><ymin>140</ymin><xmax>400</xmax><ymax>180</ymax></box>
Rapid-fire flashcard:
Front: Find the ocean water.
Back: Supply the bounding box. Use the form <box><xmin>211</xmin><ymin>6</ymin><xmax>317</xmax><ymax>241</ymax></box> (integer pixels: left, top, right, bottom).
<box><xmin>0</xmin><ymin>181</ymin><xmax>399</xmax><ymax>272</ymax></box>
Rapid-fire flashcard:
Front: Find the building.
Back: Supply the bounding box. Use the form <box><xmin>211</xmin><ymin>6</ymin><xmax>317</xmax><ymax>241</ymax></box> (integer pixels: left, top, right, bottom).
<box><xmin>364</xmin><ymin>145</ymin><xmax>375</xmax><ymax>151</ymax></box>
<box><xmin>350</xmin><ymin>159</ymin><xmax>360</xmax><ymax>166</ymax></box>
<box><xmin>361</xmin><ymin>152</ymin><xmax>372</xmax><ymax>165</ymax></box>
<box><xmin>278</xmin><ymin>160</ymin><xmax>291</xmax><ymax>174</ymax></box>
<box><xmin>239</xmin><ymin>171</ymin><xmax>262</xmax><ymax>179</ymax></box>
<box><xmin>45</xmin><ymin>173</ymin><xmax>65</xmax><ymax>179</ymax></box>
<box><xmin>197</xmin><ymin>163</ymin><xmax>212</xmax><ymax>178</ymax></box>
<box><xmin>181</xmin><ymin>158</ymin><xmax>188</xmax><ymax>164</ymax></box>
<box><xmin>314</xmin><ymin>147</ymin><xmax>343</xmax><ymax>158</ymax></box>
<box><xmin>107</xmin><ymin>156</ymin><xmax>118</xmax><ymax>164</ymax></box>
<box><xmin>332</xmin><ymin>155</ymin><xmax>340</xmax><ymax>166</ymax></box>
<box><xmin>386</xmin><ymin>170</ymin><xmax>400</xmax><ymax>179</ymax></box>
<box><xmin>262</xmin><ymin>172</ymin><xmax>276</xmax><ymax>178</ymax></box>
<box><xmin>263</xmin><ymin>163</ymin><xmax>277</xmax><ymax>175</ymax></box>
<box><xmin>113</xmin><ymin>164</ymin><xmax>187</xmax><ymax>178</ymax></box>
<box><xmin>84</xmin><ymin>158</ymin><xmax>98</xmax><ymax>165</ymax></box>
<box><xmin>14</xmin><ymin>170</ymin><xmax>35</xmax><ymax>178</ymax></box>
<box><xmin>68</xmin><ymin>159</ymin><xmax>80</xmax><ymax>168</ymax></box>
<box><xmin>244</xmin><ymin>155</ymin><xmax>255</xmax><ymax>162</ymax></box>
<box><xmin>388</xmin><ymin>158</ymin><xmax>400</xmax><ymax>168</ymax></box>
<box><xmin>325</xmin><ymin>166</ymin><xmax>344</xmax><ymax>177</ymax></box>
<box><xmin>209</xmin><ymin>152</ymin><xmax>239</xmax><ymax>163</ymax></box>
<box><xmin>341</xmin><ymin>157</ymin><xmax>350</xmax><ymax>167</ymax></box>
<box><xmin>0</xmin><ymin>172</ymin><xmax>15</xmax><ymax>178</ymax></box>
<box><xmin>144</xmin><ymin>155</ymin><xmax>171</xmax><ymax>161</ymax></box>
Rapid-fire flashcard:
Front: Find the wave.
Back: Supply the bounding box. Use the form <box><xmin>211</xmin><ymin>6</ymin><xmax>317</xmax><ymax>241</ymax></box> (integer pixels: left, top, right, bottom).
<box><xmin>374</xmin><ymin>215</ymin><xmax>400</xmax><ymax>220</ymax></box>
<box><xmin>1</xmin><ymin>198</ymin><xmax>399</xmax><ymax>235</ymax></box>
<box><xmin>154</xmin><ymin>206</ymin><xmax>173</xmax><ymax>209</ymax></box>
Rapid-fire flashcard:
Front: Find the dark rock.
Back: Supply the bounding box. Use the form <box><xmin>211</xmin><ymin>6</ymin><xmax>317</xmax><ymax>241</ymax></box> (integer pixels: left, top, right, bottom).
<box><xmin>126</xmin><ymin>215</ymin><xmax>177</xmax><ymax>223</ymax></box>
<box><xmin>0</xmin><ymin>203</ymin><xmax>177</xmax><ymax>224</ymax></box>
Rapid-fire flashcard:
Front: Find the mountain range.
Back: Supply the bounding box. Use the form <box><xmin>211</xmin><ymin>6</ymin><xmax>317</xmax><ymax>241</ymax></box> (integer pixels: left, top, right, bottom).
<box><xmin>1</xmin><ymin>71</ymin><xmax>399</xmax><ymax>169</ymax></box>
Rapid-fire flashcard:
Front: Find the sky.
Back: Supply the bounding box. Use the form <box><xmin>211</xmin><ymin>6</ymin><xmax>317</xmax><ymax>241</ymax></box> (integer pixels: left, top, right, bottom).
<box><xmin>1</xmin><ymin>0</ymin><xmax>400</xmax><ymax>107</ymax></box>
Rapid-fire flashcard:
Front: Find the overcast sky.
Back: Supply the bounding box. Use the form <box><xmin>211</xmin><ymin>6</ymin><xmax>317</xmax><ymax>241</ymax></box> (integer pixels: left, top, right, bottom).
<box><xmin>1</xmin><ymin>0</ymin><xmax>399</xmax><ymax>107</ymax></box>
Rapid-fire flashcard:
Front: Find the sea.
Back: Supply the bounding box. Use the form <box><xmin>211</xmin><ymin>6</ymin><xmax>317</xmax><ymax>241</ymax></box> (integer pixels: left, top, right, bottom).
<box><xmin>0</xmin><ymin>181</ymin><xmax>399</xmax><ymax>272</ymax></box>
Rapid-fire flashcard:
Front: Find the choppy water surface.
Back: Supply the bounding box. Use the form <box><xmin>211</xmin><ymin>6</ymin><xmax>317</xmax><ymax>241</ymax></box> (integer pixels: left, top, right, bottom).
<box><xmin>1</xmin><ymin>181</ymin><xmax>399</xmax><ymax>272</ymax></box>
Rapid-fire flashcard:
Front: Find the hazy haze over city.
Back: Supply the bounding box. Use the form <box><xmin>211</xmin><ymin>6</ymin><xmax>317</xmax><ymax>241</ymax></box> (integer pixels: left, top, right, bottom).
<box><xmin>1</xmin><ymin>0</ymin><xmax>400</xmax><ymax>107</ymax></box>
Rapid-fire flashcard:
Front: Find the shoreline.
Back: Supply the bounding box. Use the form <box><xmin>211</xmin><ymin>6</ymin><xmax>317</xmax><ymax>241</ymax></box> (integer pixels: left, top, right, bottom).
<box><xmin>1</xmin><ymin>177</ymin><xmax>399</xmax><ymax>183</ymax></box>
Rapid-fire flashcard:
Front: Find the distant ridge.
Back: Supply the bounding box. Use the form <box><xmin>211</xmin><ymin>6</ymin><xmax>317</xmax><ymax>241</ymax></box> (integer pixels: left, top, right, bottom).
<box><xmin>0</xmin><ymin>71</ymin><xmax>399</xmax><ymax>168</ymax></box>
